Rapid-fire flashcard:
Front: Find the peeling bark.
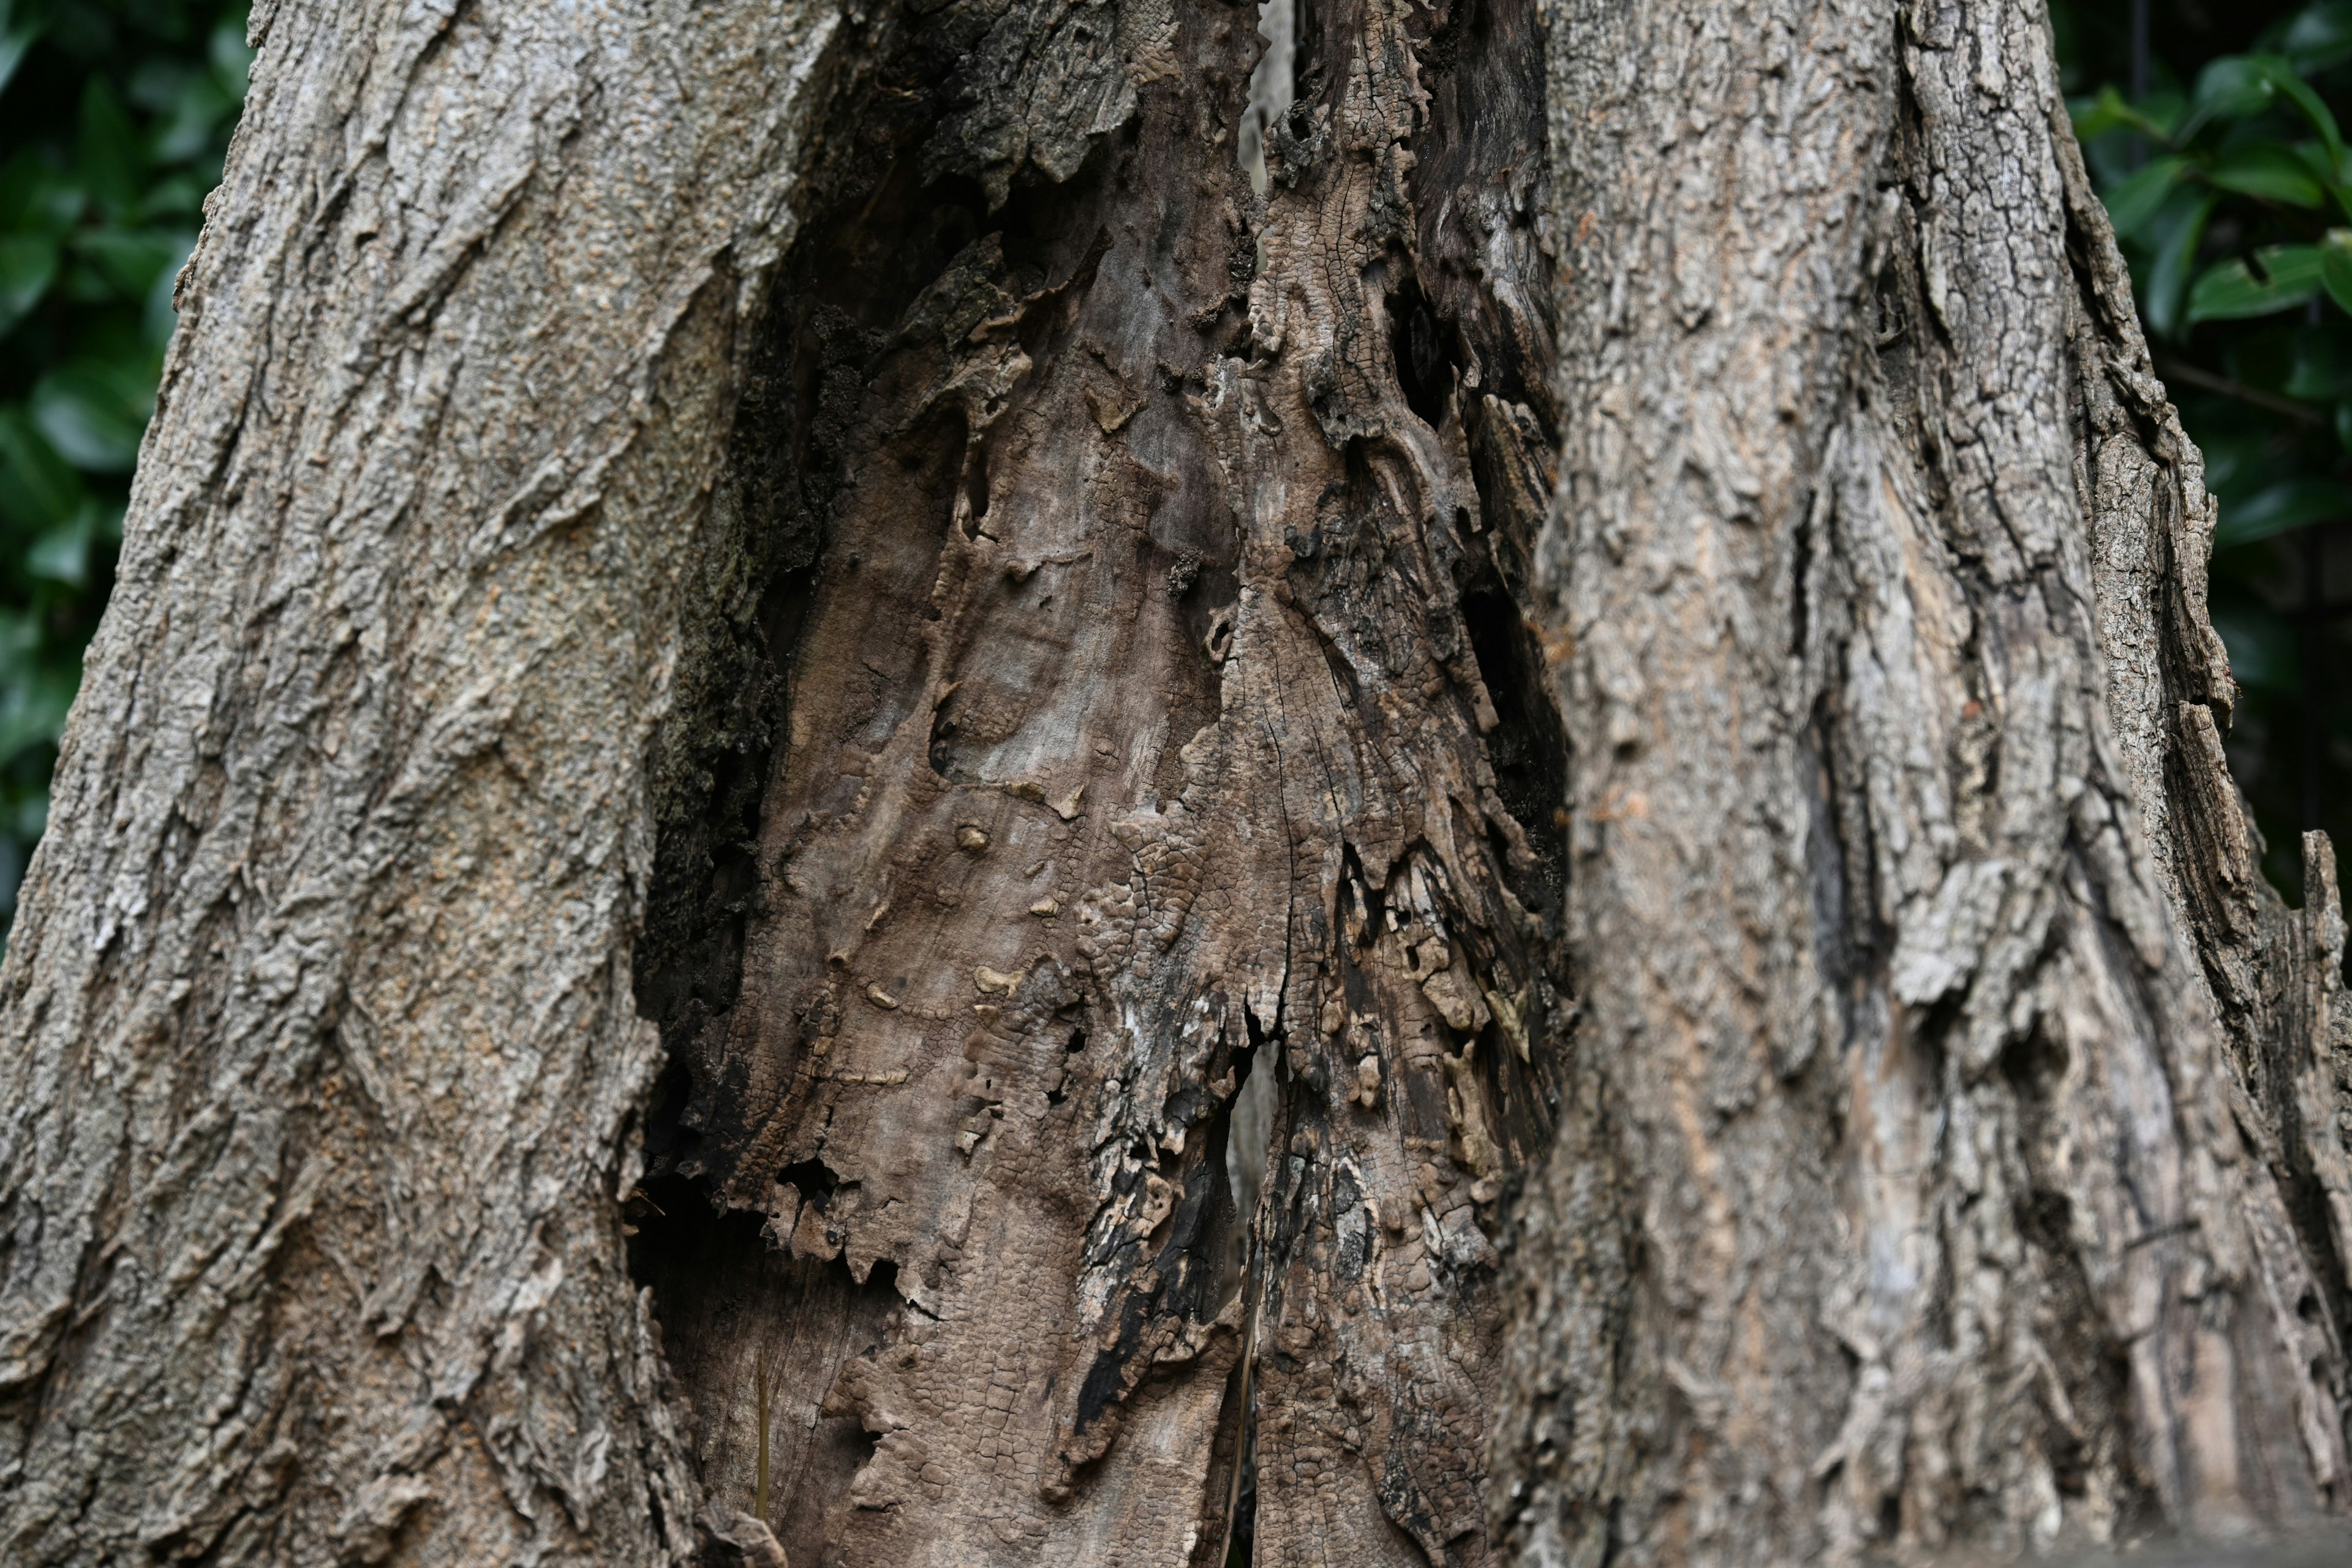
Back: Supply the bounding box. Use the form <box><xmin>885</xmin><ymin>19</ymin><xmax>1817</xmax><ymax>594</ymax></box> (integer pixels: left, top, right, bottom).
<box><xmin>5</xmin><ymin>0</ymin><xmax>2349</xmax><ymax>1564</ymax></box>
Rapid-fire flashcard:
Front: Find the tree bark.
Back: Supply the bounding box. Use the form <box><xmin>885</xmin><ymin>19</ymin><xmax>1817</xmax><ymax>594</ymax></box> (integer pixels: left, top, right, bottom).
<box><xmin>0</xmin><ymin>1</ymin><xmax>839</xmax><ymax>1561</ymax></box>
<box><xmin>1490</xmin><ymin>2</ymin><xmax>2352</xmax><ymax>1564</ymax></box>
<box><xmin>3</xmin><ymin>0</ymin><xmax>2347</xmax><ymax>1566</ymax></box>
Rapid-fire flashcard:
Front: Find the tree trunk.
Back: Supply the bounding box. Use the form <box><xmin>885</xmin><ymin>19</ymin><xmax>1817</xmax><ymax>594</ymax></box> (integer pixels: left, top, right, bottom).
<box><xmin>2</xmin><ymin>1</ymin><xmax>2346</xmax><ymax>1567</ymax></box>
<box><xmin>0</xmin><ymin>1</ymin><xmax>839</xmax><ymax>1560</ymax></box>
<box><xmin>1490</xmin><ymin>2</ymin><xmax>2352</xmax><ymax>1563</ymax></box>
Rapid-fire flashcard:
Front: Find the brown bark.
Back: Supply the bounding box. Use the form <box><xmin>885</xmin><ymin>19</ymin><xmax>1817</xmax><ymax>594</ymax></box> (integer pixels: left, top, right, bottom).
<box><xmin>628</xmin><ymin>0</ymin><xmax>1562</xmax><ymax>1561</ymax></box>
<box><xmin>4</xmin><ymin>0</ymin><xmax>2349</xmax><ymax>1564</ymax></box>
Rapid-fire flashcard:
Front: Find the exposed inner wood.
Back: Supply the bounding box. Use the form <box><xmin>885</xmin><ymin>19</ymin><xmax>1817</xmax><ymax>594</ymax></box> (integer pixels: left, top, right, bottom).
<box><xmin>627</xmin><ymin>0</ymin><xmax>1567</xmax><ymax>1561</ymax></box>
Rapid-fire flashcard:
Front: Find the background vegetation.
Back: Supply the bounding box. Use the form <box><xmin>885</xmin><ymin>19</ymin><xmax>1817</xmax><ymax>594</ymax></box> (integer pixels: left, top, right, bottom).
<box><xmin>0</xmin><ymin>0</ymin><xmax>246</xmax><ymax>929</ymax></box>
<box><xmin>0</xmin><ymin>2</ymin><xmax>2339</xmax><ymax>931</ymax></box>
<box><xmin>2056</xmin><ymin>0</ymin><xmax>2351</xmax><ymax>899</ymax></box>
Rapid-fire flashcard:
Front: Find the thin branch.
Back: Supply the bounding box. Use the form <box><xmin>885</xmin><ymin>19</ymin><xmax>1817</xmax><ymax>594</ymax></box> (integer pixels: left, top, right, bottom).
<box><xmin>2155</xmin><ymin>357</ymin><xmax>2328</xmax><ymax>426</ymax></box>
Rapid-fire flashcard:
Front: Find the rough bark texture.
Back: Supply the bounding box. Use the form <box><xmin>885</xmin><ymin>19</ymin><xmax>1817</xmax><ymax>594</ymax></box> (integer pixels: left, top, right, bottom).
<box><xmin>1490</xmin><ymin>2</ymin><xmax>2352</xmax><ymax>1564</ymax></box>
<box><xmin>6</xmin><ymin>0</ymin><xmax>2351</xmax><ymax>1564</ymax></box>
<box><xmin>0</xmin><ymin>1</ymin><xmax>837</xmax><ymax>1561</ymax></box>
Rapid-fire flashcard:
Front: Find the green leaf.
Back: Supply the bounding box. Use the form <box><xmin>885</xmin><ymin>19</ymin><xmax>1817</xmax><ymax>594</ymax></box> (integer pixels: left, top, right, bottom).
<box><xmin>2257</xmin><ymin>59</ymin><xmax>2351</xmax><ymax>196</ymax></box>
<box><xmin>0</xmin><ymin>589</ymin><xmax>78</xmax><ymax>734</ymax></box>
<box><xmin>2212</xmin><ymin>600</ymin><xmax>2301</xmax><ymax>691</ymax></box>
<box><xmin>2139</xmin><ymin>187</ymin><xmax>2219</xmax><ymax>338</ymax></box>
<box><xmin>0</xmin><ymin>603</ymin><xmax>35</xmax><ymax>676</ymax></box>
<box><xmin>211</xmin><ymin>18</ymin><xmax>254</xmax><ymax>100</ymax></box>
<box><xmin>2286</xmin><ymin>2</ymin><xmax>2352</xmax><ymax>72</ymax></box>
<box><xmin>0</xmin><ymin>650</ymin><xmax>77</xmax><ymax>768</ymax></box>
<box><xmin>135</xmin><ymin>172</ymin><xmax>208</xmax><ymax>222</ymax></box>
<box><xmin>2177</xmin><ymin>57</ymin><xmax>2280</xmax><ymax>145</ymax></box>
<box><xmin>30</xmin><ymin>361</ymin><xmax>152</xmax><ymax>473</ymax></box>
<box><xmin>2205</xmin><ymin>140</ymin><xmax>2327</xmax><ymax>206</ymax></box>
<box><xmin>143</xmin><ymin>235</ymin><xmax>192</xmax><ymax>351</ymax></box>
<box><xmin>2190</xmin><ymin>245</ymin><xmax>2328</xmax><ymax>321</ymax></box>
<box><xmin>2074</xmin><ymin>83</ymin><xmax>2176</xmax><ymax>144</ymax></box>
<box><xmin>0</xmin><ymin>6</ymin><xmax>42</xmax><ymax>107</ymax></box>
<box><xmin>0</xmin><ymin>410</ymin><xmax>84</xmax><ymax>530</ymax></box>
<box><xmin>75</xmin><ymin>79</ymin><xmax>144</xmax><ymax>215</ymax></box>
<box><xmin>72</xmin><ymin>227</ymin><xmax>184</xmax><ymax>300</ymax></box>
<box><xmin>0</xmin><ymin>153</ymin><xmax>86</xmax><ymax>239</ymax></box>
<box><xmin>0</xmin><ymin>232</ymin><xmax>56</xmax><ymax>332</ymax></box>
<box><xmin>2294</xmin><ymin>138</ymin><xmax>2346</xmax><ymax>185</ymax></box>
<box><xmin>2105</xmin><ymin>156</ymin><xmax>2188</xmax><ymax>238</ymax></box>
<box><xmin>2197</xmin><ymin>424</ymin><xmax>2269</xmax><ymax>499</ymax></box>
<box><xmin>2215</xmin><ymin>475</ymin><xmax>2352</xmax><ymax>546</ymax></box>
<box><xmin>25</xmin><ymin>503</ymin><xmax>96</xmax><ymax>587</ymax></box>
<box><xmin>134</xmin><ymin>58</ymin><xmax>239</xmax><ymax>167</ymax></box>
<box><xmin>2176</xmin><ymin>55</ymin><xmax>2350</xmax><ymax>187</ymax></box>
<box><xmin>2323</xmin><ymin>243</ymin><xmax>2352</xmax><ymax>316</ymax></box>
<box><xmin>2286</xmin><ymin>326</ymin><xmax>2352</xmax><ymax>398</ymax></box>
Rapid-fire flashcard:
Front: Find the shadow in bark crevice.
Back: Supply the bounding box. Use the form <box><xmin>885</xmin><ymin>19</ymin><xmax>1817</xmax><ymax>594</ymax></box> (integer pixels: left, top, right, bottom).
<box><xmin>1460</xmin><ymin>582</ymin><xmax>1566</xmax><ymax>931</ymax></box>
<box><xmin>1385</xmin><ymin>273</ymin><xmax>1457</xmax><ymax>431</ymax></box>
<box><xmin>627</xmin><ymin>1165</ymin><xmax>903</xmax><ymax>1550</ymax></box>
<box><xmin>1210</xmin><ymin>1024</ymin><xmax>1276</xmax><ymax>1567</ymax></box>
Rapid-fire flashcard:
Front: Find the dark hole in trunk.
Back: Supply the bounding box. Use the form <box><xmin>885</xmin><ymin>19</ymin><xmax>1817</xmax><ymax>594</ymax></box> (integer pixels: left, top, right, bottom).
<box><xmin>627</xmin><ymin>1166</ymin><xmax>902</xmax><ymax>1549</ymax></box>
<box><xmin>1386</xmin><ymin>274</ymin><xmax>1457</xmax><ymax>430</ymax></box>
<box><xmin>1460</xmin><ymin>584</ymin><xmax>1566</xmax><ymax>924</ymax></box>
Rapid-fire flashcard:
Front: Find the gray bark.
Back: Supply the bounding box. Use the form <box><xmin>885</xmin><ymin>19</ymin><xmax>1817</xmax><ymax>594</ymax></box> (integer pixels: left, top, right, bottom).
<box><xmin>0</xmin><ymin>1</ymin><xmax>836</xmax><ymax>1561</ymax></box>
<box><xmin>2</xmin><ymin>0</ymin><xmax>2345</xmax><ymax>1565</ymax></box>
<box><xmin>1491</xmin><ymin>2</ymin><xmax>2352</xmax><ymax>1564</ymax></box>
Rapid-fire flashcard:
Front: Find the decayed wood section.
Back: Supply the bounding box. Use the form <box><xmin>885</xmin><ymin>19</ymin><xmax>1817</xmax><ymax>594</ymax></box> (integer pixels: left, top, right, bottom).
<box><xmin>4</xmin><ymin>0</ymin><xmax>2351</xmax><ymax>1563</ymax></box>
<box><xmin>628</xmin><ymin>0</ymin><xmax>1566</xmax><ymax>1561</ymax></box>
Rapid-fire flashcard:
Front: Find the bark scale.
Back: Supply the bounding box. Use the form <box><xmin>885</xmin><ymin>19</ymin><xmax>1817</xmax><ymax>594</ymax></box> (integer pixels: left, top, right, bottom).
<box><xmin>0</xmin><ymin>0</ymin><xmax>2344</xmax><ymax>1565</ymax></box>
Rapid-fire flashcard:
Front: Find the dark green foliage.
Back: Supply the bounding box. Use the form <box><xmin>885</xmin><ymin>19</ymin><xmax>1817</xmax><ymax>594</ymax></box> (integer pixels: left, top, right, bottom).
<box><xmin>2056</xmin><ymin>1</ymin><xmax>2352</xmax><ymax>902</ymax></box>
<box><xmin>0</xmin><ymin>0</ymin><xmax>247</xmax><ymax>928</ymax></box>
